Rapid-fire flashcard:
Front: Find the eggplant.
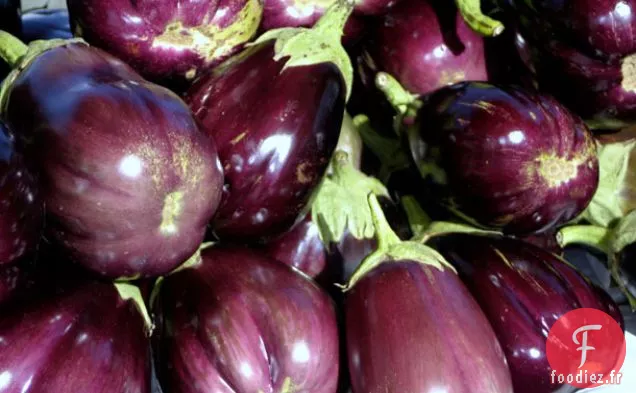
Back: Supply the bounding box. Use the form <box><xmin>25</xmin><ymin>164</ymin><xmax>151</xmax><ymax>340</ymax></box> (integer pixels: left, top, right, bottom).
<box><xmin>495</xmin><ymin>0</ymin><xmax>636</xmax><ymax>128</ymax></box>
<box><xmin>0</xmin><ymin>262</ymin><xmax>23</xmax><ymax>304</ymax></box>
<box><xmin>21</xmin><ymin>9</ymin><xmax>73</xmax><ymax>43</ymax></box>
<box><xmin>0</xmin><ymin>279</ymin><xmax>151</xmax><ymax>393</ymax></box>
<box><xmin>582</xmin><ymin>127</ymin><xmax>636</xmax><ymax>227</ymax></box>
<box><xmin>0</xmin><ymin>33</ymin><xmax>224</xmax><ymax>279</ymax></box>
<box><xmin>344</xmin><ymin>195</ymin><xmax>513</xmax><ymax>393</ymax></box>
<box><xmin>67</xmin><ymin>0</ymin><xmax>263</xmax><ymax>85</ymax></box>
<box><xmin>410</xmin><ymin>82</ymin><xmax>599</xmax><ymax>235</ymax></box>
<box><xmin>0</xmin><ymin>121</ymin><xmax>42</xmax><ymax>266</ymax></box>
<box><xmin>185</xmin><ymin>3</ymin><xmax>352</xmax><ymax>241</ymax></box>
<box><xmin>154</xmin><ymin>245</ymin><xmax>340</xmax><ymax>393</ymax></box>
<box><xmin>427</xmin><ymin>233</ymin><xmax>623</xmax><ymax>393</ymax></box>
<box><xmin>360</xmin><ymin>0</ymin><xmax>487</xmax><ymax>96</ymax></box>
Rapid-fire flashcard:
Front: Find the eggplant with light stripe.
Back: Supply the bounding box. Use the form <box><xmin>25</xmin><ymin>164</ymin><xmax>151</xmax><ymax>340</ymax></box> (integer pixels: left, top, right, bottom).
<box><xmin>185</xmin><ymin>2</ymin><xmax>352</xmax><ymax>241</ymax></box>
<box><xmin>67</xmin><ymin>0</ymin><xmax>263</xmax><ymax>86</ymax></box>
<box><xmin>409</xmin><ymin>82</ymin><xmax>598</xmax><ymax>235</ymax></box>
<box><xmin>428</xmin><ymin>233</ymin><xmax>624</xmax><ymax>393</ymax></box>
<box><xmin>0</xmin><ymin>32</ymin><xmax>224</xmax><ymax>279</ymax></box>
<box><xmin>154</xmin><ymin>245</ymin><xmax>340</xmax><ymax>393</ymax></box>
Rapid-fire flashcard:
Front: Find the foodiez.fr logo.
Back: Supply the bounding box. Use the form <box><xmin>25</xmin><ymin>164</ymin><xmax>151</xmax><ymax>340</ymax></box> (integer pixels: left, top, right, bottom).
<box><xmin>546</xmin><ymin>308</ymin><xmax>627</xmax><ymax>389</ymax></box>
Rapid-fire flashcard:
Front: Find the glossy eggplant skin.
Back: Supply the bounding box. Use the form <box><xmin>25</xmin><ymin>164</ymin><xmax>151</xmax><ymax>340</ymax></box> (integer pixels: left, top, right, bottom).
<box><xmin>155</xmin><ymin>246</ymin><xmax>339</xmax><ymax>393</ymax></box>
<box><xmin>499</xmin><ymin>0</ymin><xmax>636</xmax><ymax>127</ymax></box>
<box><xmin>2</xmin><ymin>43</ymin><xmax>224</xmax><ymax>279</ymax></box>
<box><xmin>0</xmin><ymin>280</ymin><xmax>151</xmax><ymax>393</ymax></box>
<box><xmin>413</xmin><ymin>82</ymin><xmax>598</xmax><ymax>235</ymax></box>
<box><xmin>21</xmin><ymin>9</ymin><xmax>73</xmax><ymax>43</ymax></box>
<box><xmin>429</xmin><ymin>234</ymin><xmax>624</xmax><ymax>393</ymax></box>
<box><xmin>186</xmin><ymin>42</ymin><xmax>345</xmax><ymax>241</ymax></box>
<box><xmin>346</xmin><ymin>260</ymin><xmax>513</xmax><ymax>393</ymax></box>
<box><xmin>67</xmin><ymin>0</ymin><xmax>262</xmax><ymax>85</ymax></box>
<box><xmin>0</xmin><ymin>122</ymin><xmax>42</xmax><ymax>266</ymax></box>
<box><xmin>360</xmin><ymin>0</ymin><xmax>487</xmax><ymax>96</ymax></box>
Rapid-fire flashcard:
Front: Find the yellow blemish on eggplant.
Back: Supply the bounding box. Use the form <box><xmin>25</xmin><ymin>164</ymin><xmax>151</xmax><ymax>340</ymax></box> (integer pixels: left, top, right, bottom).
<box><xmin>185</xmin><ymin>68</ymin><xmax>197</xmax><ymax>80</ymax></box>
<box><xmin>492</xmin><ymin>247</ymin><xmax>513</xmax><ymax>268</ymax></box>
<box><xmin>439</xmin><ymin>69</ymin><xmax>466</xmax><ymax>86</ymax></box>
<box><xmin>296</xmin><ymin>162</ymin><xmax>312</xmax><ymax>184</ymax></box>
<box><xmin>280</xmin><ymin>377</ymin><xmax>295</xmax><ymax>393</ymax></box>
<box><xmin>152</xmin><ymin>0</ymin><xmax>262</xmax><ymax>63</ymax></box>
<box><xmin>160</xmin><ymin>192</ymin><xmax>184</xmax><ymax>235</ymax></box>
<box><xmin>230</xmin><ymin>131</ymin><xmax>248</xmax><ymax>145</ymax></box>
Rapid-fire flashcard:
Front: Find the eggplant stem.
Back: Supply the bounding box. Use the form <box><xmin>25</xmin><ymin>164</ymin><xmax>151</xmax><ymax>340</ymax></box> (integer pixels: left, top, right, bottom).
<box><xmin>369</xmin><ymin>193</ymin><xmax>401</xmax><ymax>250</ymax></box>
<box><xmin>557</xmin><ymin>225</ymin><xmax>612</xmax><ymax>254</ymax></box>
<box><xmin>0</xmin><ymin>31</ymin><xmax>28</xmax><ymax>68</ymax></box>
<box><xmin>415</xmin><ymin>220</ymin><xmax>501</xmax><ymax>243</ymax></box>
<box><xmin>114</xmin><ymin>282</ymin><xmax>154</xmax><ymax>336</ymax></box>
<box><xmin>375</xmin><ymin>72</ymin><xmax>419</xmax><ymax>119</ymax></box>
<box><xmin>401</xmin><ymin>195</ymin><xmax>432</xmax><ymax>238</ymax></box>
<box><xmin>455</xmin><ymin>0</ymin><xmax>505</xmax><ymax>37</ymax></box>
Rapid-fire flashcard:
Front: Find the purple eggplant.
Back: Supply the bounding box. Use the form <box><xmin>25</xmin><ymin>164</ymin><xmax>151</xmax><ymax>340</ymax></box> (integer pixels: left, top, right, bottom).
<box><xmin>359</xmin><ymin>0</ymin><xmax>487</xmax><ymax>96</ymax></box>
<box><xmin>154</xmin><ymin>245</ymin><xmax>340</xmax><ymax>393</ymax></box>
<box><xmin>345</xmin><ymin>194</ymin><xmax>513</xmax><ymax>393</ymax></box>
<box><xmin>0</xmin><ymin>262</ymin><xmax>23</xmax><ymax>304</ymax></box>
<box><xmin>428</xmin><ymin>233</ymin><xmax>623</xmax><ymax>393</ymax></box>
<box><xmin>0</xmin><ymin>121</ymin><xmax>42</xmax><ymax>266</ymax></box>
<box><xmin>496</xmin><ymin>0</ymin><xmax>636</xmax><ymax>128</ymax></box>
<box><xmin>0</xmin><ymin>33</ymin><xmax>224</xmax><ymax>279</ymax></box>
<box><xmin>20</xmin><ymin>9</ymin><xmax>73</xmax><ymax>43</ymax></box>
<box><xmin>0</xmin><ymin>279</ymin><xmax>151</xmax><ymax>393</ymax></box>
<box><xmin>67</xmin><ymin>0</ymin><xmax>263</xmax><ymax>86</ymax></box>
<box><xmin>185</xmin><ymin>3</ymin><xmax>352</xmax><ymax>241</ymax></box>
<box><xmin>410</xmin><ymin>82</ymin><xmax>599</xmax><ymax>235</ymax></box>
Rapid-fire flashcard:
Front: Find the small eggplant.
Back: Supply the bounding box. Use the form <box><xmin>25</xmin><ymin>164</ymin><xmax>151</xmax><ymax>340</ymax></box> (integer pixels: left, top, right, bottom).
<box><xmin>410</xmin><ymin>82</ymin><xmax>599</xmax><ymax>235</ymax></box>
<box><xmin>186</xmin><ymin>3</ymin><xmax>352</xmax><ymax>241</ymax></box>
<box><xmin>495</xmin><ymin>0</ymin><xmax>636</xmax><ymax>129</ymax></box>
<box><xmin>0</xmin><ymin>279</ymin><xmax>152</xmax><ymax>393</ymax></box>
<box><xmin>67</xmin><ymin>0</ymin><xmax>263</xmax><ymax>85</ymax></box>
<box><xmin>345</xmin><ymin>195</ymin><xmax>513</xmax><ymax>393</ymax></box>
<box><xmin>429</xmin><ymin>233</ymin><xmax>623</xmax><ymax>393</ymax></box>
<box><xmin>0</xmin><ymin>121</ymin><xmax>42</xmax><ymax>266</ymax></box>
<box><xmin>21</xmin><ymin>9</ymin><xmax>73</xmax><ymax>43</ymax></box>
<box><xmin>360</xmin><ymin>0</ymin><xmax>487</xmax><ymax>96</ymax></box>
<box><xmin>582</xmin><ymin>127</ymin><xmax>636</xmax><ymax>227</ymax></box>
<box><xmin>154</xmin><ymin>245</ymin><xmax>340</xmax><ymax>393</ymax></box>
<box><xmin>0</xmin><ymin>33</ymin><xmax>224</xmax><ymax>279</ymax></box>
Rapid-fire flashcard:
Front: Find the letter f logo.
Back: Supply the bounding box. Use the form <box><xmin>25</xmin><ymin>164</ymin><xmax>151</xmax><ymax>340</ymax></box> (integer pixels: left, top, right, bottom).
<box><xmin>572</xmin><ymin>325</ymin><xmax>602</xmax><ymax>368</ymax></box>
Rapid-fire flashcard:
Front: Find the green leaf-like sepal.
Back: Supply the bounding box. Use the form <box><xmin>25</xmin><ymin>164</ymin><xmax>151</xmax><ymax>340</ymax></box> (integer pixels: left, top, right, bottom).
<box><xmin>312</xmin><ymin>151</ymin><xmax>389</xmax><ymax>245</ymax></box>
<box><xmin>455</xmin><ymin>0</ymin><xmax>505</xmax><ymax>37</ymax></box>
<box><xmin>114</xmin><ymin>282</ymin><xmax>154</xmax><ymax>336</ymax></box>
<box><xmin>610</xmin><ymin>210</ymin><xmax>636</xmax><ymax>254</ymax></box>
<box><xmin>250</xmin><ymin>0</ymin><xmax>354</xmax><ymax>99</ymax></box>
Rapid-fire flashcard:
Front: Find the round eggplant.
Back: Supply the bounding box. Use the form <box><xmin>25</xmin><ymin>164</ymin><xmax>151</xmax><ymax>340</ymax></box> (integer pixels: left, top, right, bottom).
<box><xmin>360</xmin><ymin>0</ymin><xmax>487</xmax><ymax>96</ymax></box>
<box><xmin>0</xmin><ymin>121</ymin><xmax>42</xmax><ymax>266</ymax></box>
<box><xmin>411</xmin><ymin>82</ymin><xmax>599</xmax><ymax>235</ymax></box>
<box><xmin>429</xmin><ymin>233</ymin><xmax>623</xmax><ymax>393</ymax></box>
<box><xmin>345</xmin><ymin>194</ymin><xmax>513</xmax><ymax>393</ymax></box>
<box><xmin>497</xmin><ymin>0</ymin><xmax>636</xmax><ymax>128</ymax></box>
<box><xmin>0</xmin><ymin>34</ymin><xmax>224</xmax><ymax>279</ymax></box>
<box><xmin>185</xmin><ymin>3</ymin><xmax>352</xmax><ymax>241</ymax></box>
<box><xmin>0</xmin><ymin>279</ymin><xmax>151</xmax><ymax>393</ymax></box>
<box><xmin>21</xmin><ymin>9</ymin><xmax>73</xmax><ymax>43</ymax></box>
<box><xmin>154</xmin><ymin>245</ymin><xmax>340</xmax><ymax>393</ymax></box>
<box><xmin>67</xmin><ymin>0</ymin><xmax>263</xmax><ymax>85</ymax></box>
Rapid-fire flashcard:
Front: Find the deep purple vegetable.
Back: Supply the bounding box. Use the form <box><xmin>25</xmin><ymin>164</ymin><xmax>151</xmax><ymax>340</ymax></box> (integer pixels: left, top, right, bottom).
<box><xmin>411</xmin><ymin>82</ymin><xmax>598</xmax><ymax>235</ymax></box>
<box><xmin>0</xmin><ymin>279</ymin><xmax>151</xmax><ymax>393</ymax></box>
<box><xmin>185</xmin><ymin>3</ymin><xmax>352</xmax><ymax>241</ymax></box>
<box><xmin>428</xmin><ymin>233</ymin><xmax>623</xmax><ymax>393</ymax></box>
<box><xmin>21</xmin><ymin>9</ymin><xmax>73</xmax><ymax>43</ymax></box>
<box><xmin>67</xmin><ymin>0</ymin><xmax>263</xmax><ymax>85</ymax></box>
<box><xmin>359</xmin><ymin>0</ymin><xmax>487</xmax><ymax>96</ymax></box>
<box><xmin>154</xmin><ymin>245</ymin><xmax>340</xmax><ymax>393</ymax></box>
<box><xmin>0</xmin><ymin>33</ymin><xmax>224</xmax><ymax>279</ymax></box>
<box><xmin>0</xmin><ymin>121</ymin><xmax>42</xmax><ymax>266</ymax></box>
<box><xmin>496</xmin><ymin>0</ymin><xmax>636</xmax><ymax>128</ymax></box>
<box><xmin>345</xmin><ymin>195</ymin><xmax>513</xmax><ymax>393</ymax></box>
<box><xmin>0</xmin><ymin>262</ymin><xmax>24</xmax><ymax>304</ymax></box>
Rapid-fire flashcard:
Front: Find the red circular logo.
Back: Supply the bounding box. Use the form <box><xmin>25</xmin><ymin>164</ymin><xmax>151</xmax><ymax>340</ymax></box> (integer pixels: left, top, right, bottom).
<box><xmin>546</xmin><ymin>308</ymin><xmax>626</xmax><ymax>389</ymax></box>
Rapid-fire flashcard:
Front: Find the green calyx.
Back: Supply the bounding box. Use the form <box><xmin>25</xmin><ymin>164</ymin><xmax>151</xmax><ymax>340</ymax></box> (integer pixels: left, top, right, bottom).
<box><xmin>250</xmin><ymin>0</ymin><xmax>354</xmax><ymax>99</ymax></box>
<box><xmin>375</xmin><ymin>72</ymin><xmax>420</xmax><ymax>122</ymax></box>
<box><xmin>557</xmin><ymin>225</ymin><xmax>613</xmax><ymax>255</ymax></box>
<box><xmin>609</xmin><ymin>210</ymin><xmax>636</xmax><ymax>255</ymax></box>
<box><xmin>312</xmin><ymin>150</ymin><xmax>389</xmax><ymax>245</ymax></box>
<box><xmin>353</xmin><ymin>114</ymin><xmax>410</xmax><ymax>183</ymax></box>
<box><xmin>581</xmin><ymin>138</ymin><xmax>636</xmax><ymax>228</ymax></box>
<box><xmin>455</xmin><ymin>0</ymin><xmax>505</xmax><ymax>37</ymax></box>
<box><xmin>0</xmin><ymin>32</ymin><xmax>85</xmax><ymax>114</ymax></box>
<box><xmin>114</xmin><ymin>282</ymin><xmax>154</xmax><ymax>336</ymax></box>
<box><xmin>344</xmin><ymin>194</ymin><xmax>455</xmax><ymax>291</ymax></box>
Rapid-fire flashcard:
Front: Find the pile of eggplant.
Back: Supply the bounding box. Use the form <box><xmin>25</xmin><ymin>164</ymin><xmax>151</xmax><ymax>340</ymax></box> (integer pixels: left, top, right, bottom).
<box><xmin>0</xmin><ymin>0</ymin><xmax>635</xmax><ymax>392</ymax></box>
